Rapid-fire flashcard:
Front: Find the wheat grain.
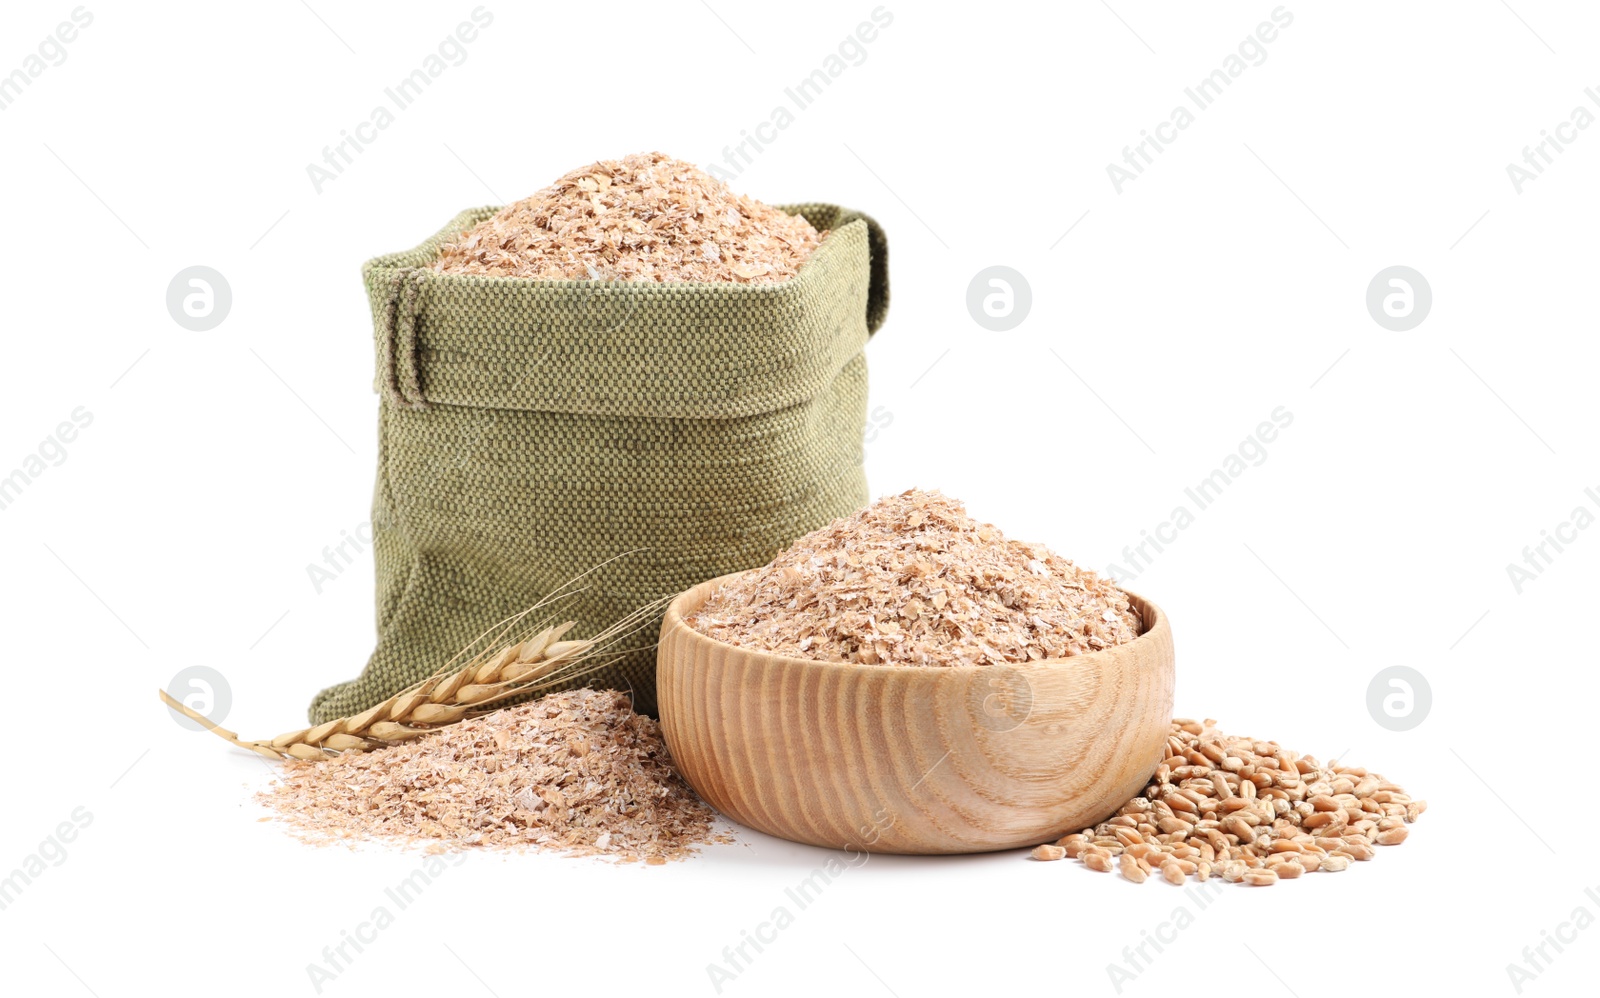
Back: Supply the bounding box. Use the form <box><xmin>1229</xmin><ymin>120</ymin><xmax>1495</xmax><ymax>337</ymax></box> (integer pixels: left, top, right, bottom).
<box><xmin>1033</xmin><ymin>718</ymin><xmax>1423</xmax><ymax>887</ymax></box>
<box><xmin>1271</xmin><ymin>858</ymin><xmax>1304</xmax><ymax>879</ymax></box>
<box><xmin>1119</xmin><ymin>854</ymin><xmax>1148</xmax><ymax>883</ymax></box>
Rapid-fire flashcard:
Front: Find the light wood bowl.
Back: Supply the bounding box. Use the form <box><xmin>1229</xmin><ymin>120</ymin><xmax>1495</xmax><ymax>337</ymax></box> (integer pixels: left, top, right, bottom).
<box><xmin>656</xmin><ymin>573</ymin><xmax>1175</xmax><ymax>855</ymax></box>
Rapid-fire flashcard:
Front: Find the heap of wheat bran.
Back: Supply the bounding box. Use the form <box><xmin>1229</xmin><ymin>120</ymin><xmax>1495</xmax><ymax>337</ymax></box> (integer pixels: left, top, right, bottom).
<box><xmin>689</xmin><ymin>490</ymin><xmax>1142</xmax><ymax>665</ymax></box>
<box><xmin>257</xmin><ymin>689</ymin><xmax>724</xmax><ymax>862</ymax></box>
<box><xmin>432</xmin><ymin>151</ymin><xmax>824</xmax><ymax>283</ymax></box>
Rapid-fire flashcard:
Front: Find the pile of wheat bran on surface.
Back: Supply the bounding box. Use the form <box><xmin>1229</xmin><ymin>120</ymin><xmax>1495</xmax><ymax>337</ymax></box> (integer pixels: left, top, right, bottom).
<box><xmin>688</xmin><ymin>489</ymin><xmax>1142</xmax><ymax>665</ymax></box>
<box><xmin>432</xmin><ymin>151</ymin><xmax>824</xmax><ymax>283</ymax></box>
<box><xmin>258</xmin><ymin>689</ymin><xmax>725</xmax><ymax>863</ymax></box>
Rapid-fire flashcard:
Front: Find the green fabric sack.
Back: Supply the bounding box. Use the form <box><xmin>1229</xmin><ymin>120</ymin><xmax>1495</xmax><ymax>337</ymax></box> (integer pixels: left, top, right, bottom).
<box><xmin>308</xmin><ymin>203</ymin><xmax>889</xmax><ymax>724</ymax></box>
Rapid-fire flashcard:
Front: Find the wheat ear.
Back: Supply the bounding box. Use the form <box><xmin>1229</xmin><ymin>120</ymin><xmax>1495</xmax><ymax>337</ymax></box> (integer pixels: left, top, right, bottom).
<box><xmin>158</xmin><ymin>595</ymin><xmax>669</xmax><ymax>761</ymax></box>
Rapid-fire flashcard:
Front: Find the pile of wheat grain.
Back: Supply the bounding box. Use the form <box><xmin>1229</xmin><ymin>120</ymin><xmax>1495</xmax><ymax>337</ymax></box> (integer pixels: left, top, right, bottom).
<box><xmin>688</xmin><ymin>489</ymin><xmax>1142</xmax><ymax>665</ymax></box>
<box><xmin>433</xmin><ymin>151</ymin><xmax>823</xmax><ymax>283</ymax></box>
<box><xmin>257</xmin><ymin>688</ymin><xmax>725</xmax><ymax>863</ymax></box>
<box><xmin>1029</xmin><ymin>718</ymin><xmax>1424</xmax><ymax>885</ymax></box>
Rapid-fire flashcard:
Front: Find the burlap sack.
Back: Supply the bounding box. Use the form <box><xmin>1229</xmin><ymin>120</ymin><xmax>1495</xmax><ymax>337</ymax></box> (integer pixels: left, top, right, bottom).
<box><xmin>308</xmin><ymin>204</ymin><xmax>889</xmax><ymax>723</ymax></box>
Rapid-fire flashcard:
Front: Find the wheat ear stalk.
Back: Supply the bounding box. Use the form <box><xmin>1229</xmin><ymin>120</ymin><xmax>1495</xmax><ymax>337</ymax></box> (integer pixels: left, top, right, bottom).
<box><xmin>159</xmin><ymin>594</ymin><xmax>669</xmax><ymax>761</ymax></box>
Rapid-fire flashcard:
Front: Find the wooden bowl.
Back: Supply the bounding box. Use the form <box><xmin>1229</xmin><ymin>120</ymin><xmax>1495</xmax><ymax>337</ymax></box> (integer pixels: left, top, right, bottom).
<box><xmin>656</xmin><ymin>573</ymin><xmax>1175</xmax><ymax>855</ymax></box>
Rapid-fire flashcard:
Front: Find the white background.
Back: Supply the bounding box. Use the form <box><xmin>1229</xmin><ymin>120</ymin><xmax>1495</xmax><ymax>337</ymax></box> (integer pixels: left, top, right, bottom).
<box><xmin>2</xmin><ymin>2</ymin><xmax>1597</xmax><ymax>995</ymax></box>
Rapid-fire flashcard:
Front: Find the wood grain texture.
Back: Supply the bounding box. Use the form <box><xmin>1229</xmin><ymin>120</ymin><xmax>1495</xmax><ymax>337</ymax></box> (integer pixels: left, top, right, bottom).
<box><xmin>657</xmin><ymin>573</ymin><xmax>1176</xmax><ymax>855</ymax></box>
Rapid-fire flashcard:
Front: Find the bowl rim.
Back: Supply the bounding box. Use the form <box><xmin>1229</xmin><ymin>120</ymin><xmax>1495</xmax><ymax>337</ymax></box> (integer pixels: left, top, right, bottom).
<box><xmin>660</xmin><ymin>569</ymin><xmax>1170</xmax><ymax>676</ymax></box>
